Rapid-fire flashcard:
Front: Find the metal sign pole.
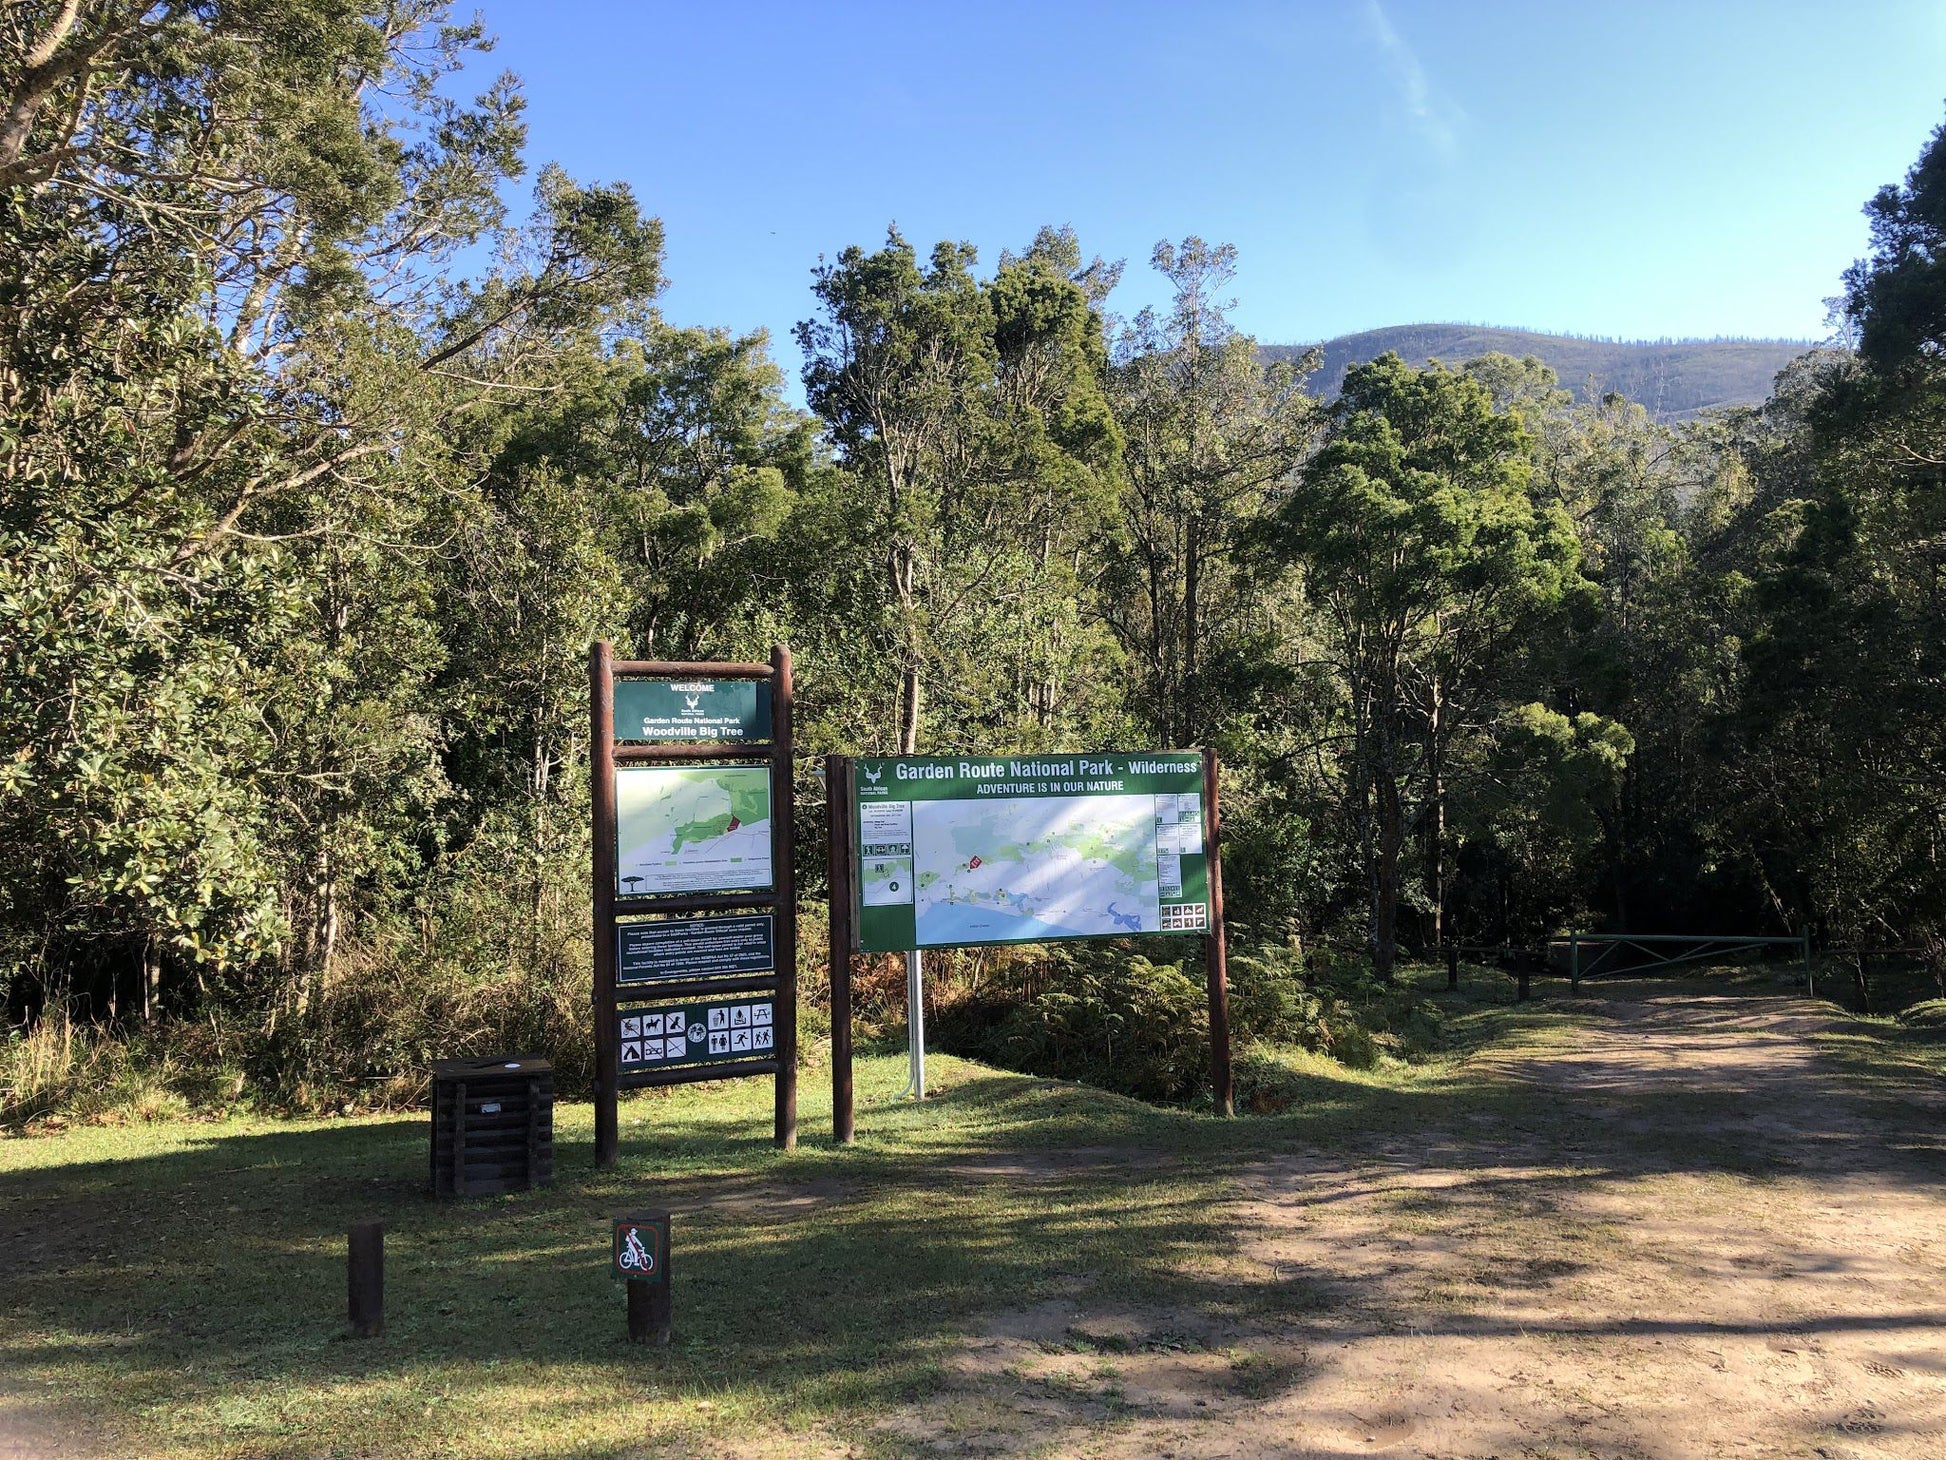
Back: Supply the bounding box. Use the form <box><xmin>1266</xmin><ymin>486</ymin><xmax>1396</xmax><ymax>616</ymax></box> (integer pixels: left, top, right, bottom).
<box><xmin>895</xmin><ymin>947</ymin><xmax>926</xmax><ymax>1101</ymax></box>
<box><xmin>910</xmin><ymin>949</ymin><xmax>926</xmax><ymax>1100</ymax></box>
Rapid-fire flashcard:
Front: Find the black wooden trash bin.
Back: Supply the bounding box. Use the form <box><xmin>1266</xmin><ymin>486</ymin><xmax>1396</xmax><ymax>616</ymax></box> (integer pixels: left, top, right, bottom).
<box><xmin>430</xmin><ymin>1056</ymin><xmax>554</xmax><ymax>1196</ymax></box>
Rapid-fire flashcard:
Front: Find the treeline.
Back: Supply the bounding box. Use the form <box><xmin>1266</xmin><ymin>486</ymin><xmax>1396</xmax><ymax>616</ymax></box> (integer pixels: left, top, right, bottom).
<box><xmin>5</xmin><ymin>4</ymin><xmax>1945</xmax><ymax>1112</ymax></box>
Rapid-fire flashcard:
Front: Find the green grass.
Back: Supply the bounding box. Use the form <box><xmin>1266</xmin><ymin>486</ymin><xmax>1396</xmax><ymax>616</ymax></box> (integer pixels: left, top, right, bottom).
<box><xmin>4</xmin><ymin>1053</ymin><xmax>1280</xmax><ymax>1458</ymax></box>
<box><xmin>0</xmin><ymin>962</ymin><xmax>1924</xmax><ymax>1459</ymax></box>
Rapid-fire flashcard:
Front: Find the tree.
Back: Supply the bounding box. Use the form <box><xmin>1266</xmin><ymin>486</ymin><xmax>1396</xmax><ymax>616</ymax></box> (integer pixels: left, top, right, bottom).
<box><xmin>796</xmin><ymin>231</ymin><xmax>995</xmax><ymax>753</ymax></box>
<box><xmin>1844</xmin><ymin>114</ymin><xmax>1946</xmax><ymax>375</ymax></box>
<box><xmin>1262</xmin><ymin>354</ymin><xmax>1586</xmax><ymax>981</ymax></box>
<box><xmin>1102</xmin><ymin>239</ymin><xmax>1318</xmax><ymax>747</ymax></box>
<box><xmin>1454</xmin><ymin>705</ymin><xmax>1633</xmax><ymax>943</ymax></box>
<box><xmin>1</xmin><ymin>1</ymin><xmax>662</xmax><ymax>1035</ymax></box>
<box><xmin>796</xmin><ymin>227</ymin><xmax>1122</xmax><ymax>753</ymax></box>
<box><xmin>981</xmin><ymin>228</ymin><xmax>1125</xmax><ymax>741</ymax></box>
<box><xmin>1708</xmin><ymin>108</ymin><xmax>1946</xmax><ymax>957</ymax></box>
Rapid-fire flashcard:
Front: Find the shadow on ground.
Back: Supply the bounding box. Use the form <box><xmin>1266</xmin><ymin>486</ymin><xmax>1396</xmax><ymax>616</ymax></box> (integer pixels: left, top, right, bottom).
<box><xmin>2</xmin><ymin>976</ymin><xmax>1943</xmax><ymax>1456</ymax></box>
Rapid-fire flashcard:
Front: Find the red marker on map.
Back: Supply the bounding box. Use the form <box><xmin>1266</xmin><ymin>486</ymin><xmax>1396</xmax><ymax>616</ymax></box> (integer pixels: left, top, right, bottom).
<box><xmin>968</xmin><ymin>856</ymin><xmax>982</xmax><ymax>869</ymax></box>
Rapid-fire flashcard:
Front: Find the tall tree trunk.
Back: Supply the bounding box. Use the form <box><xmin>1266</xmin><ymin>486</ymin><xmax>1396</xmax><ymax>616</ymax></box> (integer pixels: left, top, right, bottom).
<box><xmin>1427</xmin><ymin>674</ymin><xmax>1447</xmax><ymax>951</ymax></box>
<box><xmin>1612</xmin><ymin>760</ymin><xmax>1634</xmax><ymax>927</ymax></box>
<box><xmin>1182</xmin><ymin>513</ymin><xmax>1200</xmax><ymax>745</ymax></box>
<box><xmin>142</xmin><ymin>935</ymin><xmax>159</xmax><ymax>1023</ymax></box>
<box><xmin>297</xmin><ymin>843</ymin><xmax>338</xmax><ymax>1020</ymax></box>
<box><xmin>899</xmin><ymin>663</ymin><xmax>921</xmax><ymax>756</ymax></box>
<box><xmin>890</xmin><ymin>535</ymin><xmax>922</xmax><ymax>754</ymax></box>
<box><xmin>1365</xmin><ymin>651</ymin><xmax>1403</xmax><ymax>985</ymax></box>
<box><xmin>1373</xmin><ymin>766</ymin><xmax>1403</xmax><ymax>985</ymax></box>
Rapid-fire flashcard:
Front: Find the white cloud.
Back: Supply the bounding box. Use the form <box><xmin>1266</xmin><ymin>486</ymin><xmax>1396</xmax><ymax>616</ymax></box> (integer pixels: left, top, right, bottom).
<box><xmin>1362</xmin><ymin>0</ymin><xmax>1460</xmax><ymax>158</ymax></box>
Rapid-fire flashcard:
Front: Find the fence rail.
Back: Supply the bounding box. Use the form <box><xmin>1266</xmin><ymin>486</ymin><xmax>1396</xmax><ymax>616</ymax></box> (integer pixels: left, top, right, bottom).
<box><xmin>1565</xmin><ymin>930</ymin><xmax>1813</xmax><ymax>995</ymax></box>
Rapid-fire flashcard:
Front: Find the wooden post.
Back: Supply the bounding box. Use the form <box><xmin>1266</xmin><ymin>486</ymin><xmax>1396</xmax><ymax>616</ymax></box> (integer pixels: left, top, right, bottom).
<box><xmin>627</xmin><ymin>1278</ymin><xmax>672</xmax><ymax>1345</ymax></box>
<box><xmin>771</xmin><ymin>645</ymin><xmax>798</xmax><ymax>1151</ymax></box>
<box><xmin>827</xmin><ymin>754</ymin><xmax>855</xmax><ymax>1145</ymax></box>
<box><xmin>1802</xmin><ymin>927</ymin><xmax>1814</xmax><ymax>997</ymax></box>
<box><xmin>615</xmin><ymin>1212</ymin><xmax>672</xmax><ymax>1344</ymax></box>
<box><xmin>1202</xmin><ymin>747</ymin><xmax>1234</xmax><ymax>1118</ymax></box>
<box><xmin>1517</xmin><ymin>961</ymin><xmax>1531</xmax><ymax>1003</ymax></box>
<box><xmin>591</xmin><ymin>642</ymin><xmax>620</xmax><ymax>1169</ymax></box>
<box><xmin>1570</xmin><ymin>932</ymin><xmax>1580</xmax><ymax>990</ymax></box>
<box><xmin>1445</xmin><ymin>942</ymin><xmax>1458</xmax><ymax>991</ymax></box>
<box><xmin>347</xmin><ymin>1221</ymin><xmax>383</xmax><ymax>1338</ymax></box>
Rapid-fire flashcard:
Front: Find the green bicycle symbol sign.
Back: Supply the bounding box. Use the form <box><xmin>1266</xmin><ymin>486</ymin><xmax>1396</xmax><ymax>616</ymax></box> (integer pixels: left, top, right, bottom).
<box><xmin>611</xmin><ymin>1214</ymin><xmax>667</xmax><ymax>1279</ymax></box>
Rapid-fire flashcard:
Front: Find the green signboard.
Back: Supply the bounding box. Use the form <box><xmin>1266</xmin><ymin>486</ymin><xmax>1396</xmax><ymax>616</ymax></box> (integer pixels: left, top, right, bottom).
<box><xmin>618</xmin><ymin>997</ymin><xmax>775</xmax><ymax>1069</ymax></box>
<box><xmin>615</xmin><ymin>765</ymin><xmax>772</xmax><ymax>896</ymax></box>
<box><xmin>617</xmin><ymin>913</ymin><xmax>774</xmax><ymax>985</ymax></box>
<box><xmin>613</xmin><ymin>1212</ymin><xmax>668</xmax><ymax>1279</ymax></box>
<box><xmin>852</xmin><ymin>753</ymin><xmax>1209</xmax><ymax>953</ymax></box>
<box><xmin>613</xmin><ymin>679</ymin><xmax>770</xmax><ymax>742</ymax></box>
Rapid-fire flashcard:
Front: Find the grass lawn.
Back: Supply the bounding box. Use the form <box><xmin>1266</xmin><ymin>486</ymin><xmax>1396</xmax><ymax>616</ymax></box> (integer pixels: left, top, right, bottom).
<box><xmin>6</xmin><ymin>1051</ymin><xmax>1264</xmax><ymax>1458</ymax></box>
<box><xmin>2</xmin><ymin>966</ymin><xmax>1867</xmax><ymax>1459</ymax></box>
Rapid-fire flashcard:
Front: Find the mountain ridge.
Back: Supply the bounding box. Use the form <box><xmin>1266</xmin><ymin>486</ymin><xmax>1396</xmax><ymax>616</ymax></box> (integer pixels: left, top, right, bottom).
<box><xmin>1264</xmin><ymin>323</ymin><xmax>1816</xmax><ymax>422</ymax></box>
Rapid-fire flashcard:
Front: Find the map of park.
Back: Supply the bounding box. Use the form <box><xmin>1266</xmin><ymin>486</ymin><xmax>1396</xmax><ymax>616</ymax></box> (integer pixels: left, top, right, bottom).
<box><xmin>909</xmin><ymin>795</ymin><xmax>1161</xmax><ymax>944</ymax></box>
<box><xmin>615</xmin><ymin>765</ymin><xmax>772</xmax><ymax>894</ymax></box>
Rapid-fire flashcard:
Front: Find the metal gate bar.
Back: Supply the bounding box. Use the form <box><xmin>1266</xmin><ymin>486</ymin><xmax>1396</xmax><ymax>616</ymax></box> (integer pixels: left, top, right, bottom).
<box><xmin>1567</xmin><ymin>931</ymin><xmax>1813</xmax><ymax>995</ymax></box>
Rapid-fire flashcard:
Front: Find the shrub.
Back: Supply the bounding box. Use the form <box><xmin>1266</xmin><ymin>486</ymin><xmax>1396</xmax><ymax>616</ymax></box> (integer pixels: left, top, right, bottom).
<box><xmin>931</xmin><ymin>944</ymin><xmax>1213</xmax><ymax>1102</ymax></box>
<box><xmin>1898</xmin><ymin>997</ymin><xmax>1946</xmax><ymax>1034</ymax></box>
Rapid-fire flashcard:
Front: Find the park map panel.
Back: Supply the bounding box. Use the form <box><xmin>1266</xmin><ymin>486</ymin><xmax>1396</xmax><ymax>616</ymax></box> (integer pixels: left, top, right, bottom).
<box><xmin>853</xmin><ymin>753</ymin><xmax>1208</xmax><ymax>952</ymax></box>
<box><xmin>614</xmin><ymin>765</ymin><xmax>772</xmax><ymax>896</ymax></box>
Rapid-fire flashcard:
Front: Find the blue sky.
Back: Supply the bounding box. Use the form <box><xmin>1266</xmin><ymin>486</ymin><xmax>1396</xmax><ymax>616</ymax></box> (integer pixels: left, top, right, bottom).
<box><xmin>483</xmin><ymin>1</ymin><xmax>1946</xmax><ymax>385</ymax></box>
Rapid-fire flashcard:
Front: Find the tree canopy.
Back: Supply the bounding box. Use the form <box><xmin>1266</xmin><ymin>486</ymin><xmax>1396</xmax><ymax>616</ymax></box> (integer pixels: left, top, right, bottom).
<box><xmin>6</xmin><ymin>2</ymin><xmax>1946</xmax><ymax>1109</ymax></box>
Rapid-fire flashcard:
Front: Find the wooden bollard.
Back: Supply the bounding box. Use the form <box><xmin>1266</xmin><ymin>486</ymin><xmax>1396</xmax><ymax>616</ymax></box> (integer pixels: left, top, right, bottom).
<box><xmin>612</xmin><ymin>1212</ymin><xmax>671</xmax><ymax>1345</ymax></box>
<box><xmin>348</xmin><ymin>1221</ymin><xmax>384</xmax><ymax>1337</ymax></box>
<box><xmin>627</xmin><ymin>1272</ymin><xmax>671</xmax><ymax>1344</ymax></box>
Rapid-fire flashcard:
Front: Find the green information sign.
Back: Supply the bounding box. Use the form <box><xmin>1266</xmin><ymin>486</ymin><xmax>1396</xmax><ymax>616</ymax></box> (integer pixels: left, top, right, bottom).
<box><xmin>613</xmin><ymin>1212</ymin><xmax>668</xmax><ymax>1279</ymax></box>
<box><xmin>852</xmin><ymin>753</ymin><xmax>1209</xmax><ymax>953</ymax></box>
<box><xmin>614</xmin><ymin>679</ymin><xmax>770</xmax><ymax>742</ymax></box>
<box><xmin>615</xmin><ymin>765</ymin><xmax>773</xmax><ymax>896</ymax></box>
<box><xmin>618</xmin><ymin>997</ymin><xmax>776</xmax><ymax>1069</ymax></box>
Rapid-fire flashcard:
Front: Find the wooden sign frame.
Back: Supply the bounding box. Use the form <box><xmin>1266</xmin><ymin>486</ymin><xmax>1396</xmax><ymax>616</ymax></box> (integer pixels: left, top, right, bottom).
<box><xmin>824</xmin><ymin>745</ymin><xmax>1233</xmax><ymax>1144</ymax></box>
<box><xmin>591</xmin><ymin>643</ymin><xmax>797</xmax><ymax>1166</ymax></box>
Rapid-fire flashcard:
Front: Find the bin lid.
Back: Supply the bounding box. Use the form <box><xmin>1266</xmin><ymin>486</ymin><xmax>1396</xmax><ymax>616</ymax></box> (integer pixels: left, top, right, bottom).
<box><xmin>430</xmin><ymin>1055</ymin><xmax>553</xmax><ymax>1079</ymax></box>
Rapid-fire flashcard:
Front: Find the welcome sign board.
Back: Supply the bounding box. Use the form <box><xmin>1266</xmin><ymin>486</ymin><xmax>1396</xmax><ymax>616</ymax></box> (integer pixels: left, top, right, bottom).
<box><xmin>613</xmin><ymin>679</ymin><xmax>770</xmax><ymax>742</ymax></box>
<box><xmin>851</xmin><ymin>753</ymin><xmax>1210</xmax><ymax>953</ymax></box>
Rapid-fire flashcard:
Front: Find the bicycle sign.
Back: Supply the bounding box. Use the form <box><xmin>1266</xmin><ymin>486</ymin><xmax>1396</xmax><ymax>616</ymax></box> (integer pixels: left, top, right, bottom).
<box><xmin>618</xmin><ymin>1226</ymin><xmax>654</xmax><ymax>1274</ymax></box>
<box><xmin>611</xmin><ymin>1212</ymin><xmax>668</xmax><ymax>1281</ymax></box>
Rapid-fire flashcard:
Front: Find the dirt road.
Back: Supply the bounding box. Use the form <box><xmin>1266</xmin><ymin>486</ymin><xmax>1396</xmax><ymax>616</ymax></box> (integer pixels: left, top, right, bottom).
<box><xmin>925</xmin><ymin>985</ymin><xmax>1946</xmax><ymax>1458</ymax></box>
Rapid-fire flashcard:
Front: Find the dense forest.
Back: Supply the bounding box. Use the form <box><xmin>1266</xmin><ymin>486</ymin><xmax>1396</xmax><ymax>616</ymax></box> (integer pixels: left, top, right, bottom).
<box><xmin>6</xmin><ymin>3</ymin><xmax>1946</xmax><ymax>1116</ymax></box>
